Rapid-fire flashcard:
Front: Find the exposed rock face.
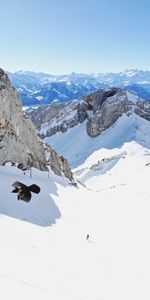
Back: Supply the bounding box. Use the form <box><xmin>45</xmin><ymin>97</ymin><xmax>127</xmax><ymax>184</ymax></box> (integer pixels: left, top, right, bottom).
<box><xmin>0</xmin><ymin>69</ymin><xmax>72</xmax><ymax>180</ymax></box>
<box><xmin>30</xmin><ymin>87</ymin><xmax>150</xmax><ymax>140</ymax></box>
<box><xmin>85</xmin><ymin>88</ymin><xmax>120</xmax><ymax>112</ymax></box>
<box><xmin>30</xmin><ymin>100</ymin><xmax>88</xmax><ymax>138</ymax></box>
<box><xmin>86</xmin><ymin>89</ymin><xmax>150</xmax><ymax>137</ymax></box>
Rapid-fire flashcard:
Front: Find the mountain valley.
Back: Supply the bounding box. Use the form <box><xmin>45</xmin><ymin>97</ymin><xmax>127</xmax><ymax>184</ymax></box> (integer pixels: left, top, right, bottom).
<box><xmin>0</xmin><ymin>69</ymin><xmax>150</xmax><ymax>300</ymax></box>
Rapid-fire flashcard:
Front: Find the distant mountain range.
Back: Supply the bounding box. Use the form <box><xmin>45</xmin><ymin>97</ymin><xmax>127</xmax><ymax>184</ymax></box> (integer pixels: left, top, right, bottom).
<box><xmin>6</xmin><ymin>69</ymin><xmax>150</xmax><ymax>107</ymax></box>
<box><xmin>1</xmin><ymin>70</ymin><xmax>150</xmax><ymax>300</ymax></box>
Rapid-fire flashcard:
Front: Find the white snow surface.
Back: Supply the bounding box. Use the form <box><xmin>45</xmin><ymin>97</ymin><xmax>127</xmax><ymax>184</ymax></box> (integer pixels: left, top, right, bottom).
<box><xmin>1</xmin><ymin>112</ymin><xmax>150</xmax><ymax>299</ymax></box>
<box><xmin>45</xmin><ymin>113</ymin><xmax>150</xmax><ymax>168</ymax></box>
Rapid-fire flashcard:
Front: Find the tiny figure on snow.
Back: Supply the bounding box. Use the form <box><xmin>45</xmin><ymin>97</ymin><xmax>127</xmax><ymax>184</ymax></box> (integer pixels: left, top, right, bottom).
<box><xmin>86</xmin><ymin>234</ymin><xmax>92</xmax><ymax>242</ymax></box>
<box><xmin>86</xmin><ymin>234</ymin><xmax>90</xmax><ymax>240</ymax></box>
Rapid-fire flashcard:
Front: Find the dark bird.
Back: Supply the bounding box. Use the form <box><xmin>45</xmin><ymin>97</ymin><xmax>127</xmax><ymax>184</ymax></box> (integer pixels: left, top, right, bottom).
<box><xmin>12</xmin><ymin>181</ymin><xmax>41</xmax><ymax>203</ymax></box>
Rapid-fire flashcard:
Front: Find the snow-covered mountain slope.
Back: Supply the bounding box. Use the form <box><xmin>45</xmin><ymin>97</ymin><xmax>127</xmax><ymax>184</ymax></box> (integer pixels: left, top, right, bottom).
<box><xmin>125</xmin><ymin>84</ymin><xmax>150</xmax><ymax>100</ymax></box>
<box><xmin>97</xmin><ymin>69</ymin><xmax>150</xmax><ymax>87</ymax></box>
<box><xmin>31</xmin><ymin>88</ymin><xmax>150</xmax><ymax>142</ymax></box>
<box><xmin>1</xmin><ymin>71</ymin><xmax>150</xmax><ymax>300</ymax></box>
<box><xmin>0</xmin><ymin>165</ymin><xmax>64</xmax><ymax>226</ymax></box>
<box><xmin>73</xmin><ymin>140</ymin><xmax>150</xmax><ymax>191</ymax></box>
<box><xmin>0</xmin><ymin>137</ymin><xmax>150</xmax><ymax>299</ymax></box>
<box><xmin>44</xmin><ymin>112</ymin><xmax>150</xmax><ymax>168</ymax></box>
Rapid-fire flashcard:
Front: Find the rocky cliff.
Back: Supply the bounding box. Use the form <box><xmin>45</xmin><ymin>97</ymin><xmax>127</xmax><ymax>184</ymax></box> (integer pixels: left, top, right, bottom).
<box><xmin>0</xmin><ymin>69</ymin><xmax>72</xmax><ymax>180</ymax></box>
<box><xmin>30</xmin><ymin>87</ymin><xmax>150</xmax><ymax>139</ymax></box>
<box><xmin>30</xmin><ymin>100</ymin><xmax>88</xmax><ymax>138</ymax></box>
<box><xmin>86</xmin><ymin>89</ymin><xmax>150</xmax><ymax>137</ymax></box>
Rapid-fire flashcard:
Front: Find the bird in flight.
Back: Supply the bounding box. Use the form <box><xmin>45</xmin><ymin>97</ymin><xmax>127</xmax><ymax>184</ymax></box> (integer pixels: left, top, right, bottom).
<box><xmin>12</xmin><ymin>181</ymin><xmax>40</xmax><ymax>203</ymax></box>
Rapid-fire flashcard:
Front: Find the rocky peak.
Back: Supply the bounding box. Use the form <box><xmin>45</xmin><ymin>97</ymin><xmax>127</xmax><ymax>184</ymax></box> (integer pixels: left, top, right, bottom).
<box><xmin>30</xmin><ymin>87</ymin><xmax>150</xmax><ymax>141</ymax></box>
<box><xmin>86</xmin><ymin>89</ymin><xmax>150</xmax><ymax>137</ymax></box>
<box><xmin>85</xmin><ymin>88</ymin><xmax>120</xmax><ymax>112</ymax></box>
<box><xmin>0</xmin><ymin>69</ymin><xmax>72</xmax><ymax>180</ymax></box>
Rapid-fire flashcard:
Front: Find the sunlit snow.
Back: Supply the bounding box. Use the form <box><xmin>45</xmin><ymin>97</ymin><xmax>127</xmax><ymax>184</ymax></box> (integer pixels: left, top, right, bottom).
<box><xmin>0</xmin><ymin>112</ymin><xmax>150</xmax><ymax>300</ymax></box>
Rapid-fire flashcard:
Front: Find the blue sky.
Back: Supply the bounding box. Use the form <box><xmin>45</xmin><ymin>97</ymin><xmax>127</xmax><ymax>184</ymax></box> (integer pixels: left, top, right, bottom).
<box><xmin>0</xmin><ymin>0</ymin><xmax>150</xmax><ymax>74</ymax></box>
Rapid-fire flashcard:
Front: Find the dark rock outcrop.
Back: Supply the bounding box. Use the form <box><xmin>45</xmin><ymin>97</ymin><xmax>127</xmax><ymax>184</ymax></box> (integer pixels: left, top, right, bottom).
<box><xmin>86</xmin><ymin>89</ymin><xmax>150</xmax><ymax>137</ymax></box>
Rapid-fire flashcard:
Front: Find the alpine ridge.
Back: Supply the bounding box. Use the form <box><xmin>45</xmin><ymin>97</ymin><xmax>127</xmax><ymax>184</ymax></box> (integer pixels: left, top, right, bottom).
<box><xmin>29</xmin><ymin>88</ymin><xmax>150</xmax><ymax>168</ymax></box>
<box><xmin>30</xmin><ymin>88</ymin><xmax>150</xmax><ymax>138</ymax></box>
<box><xmin>0</xmin><ymin>68</ymin><xmax>72</xmax><ymax>180</ymax></box>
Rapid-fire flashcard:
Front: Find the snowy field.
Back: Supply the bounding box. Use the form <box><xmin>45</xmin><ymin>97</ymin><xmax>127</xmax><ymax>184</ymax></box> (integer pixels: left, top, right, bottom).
<box><xmin>45</xmin><ymin>113</ymin><xmax>150</xmax><ymax>168</ymax></box>
<box><xmin>0</xmin><ymin>113</ymin><xmax>150</xmax><ymax>300</ymax></box>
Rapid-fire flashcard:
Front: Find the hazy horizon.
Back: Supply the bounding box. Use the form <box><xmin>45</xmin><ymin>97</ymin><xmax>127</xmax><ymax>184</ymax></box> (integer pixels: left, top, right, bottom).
<box><xmin>6</xmin><ymin>68</ymin><xmax>150</xmax><ymax>76</ymax></box>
